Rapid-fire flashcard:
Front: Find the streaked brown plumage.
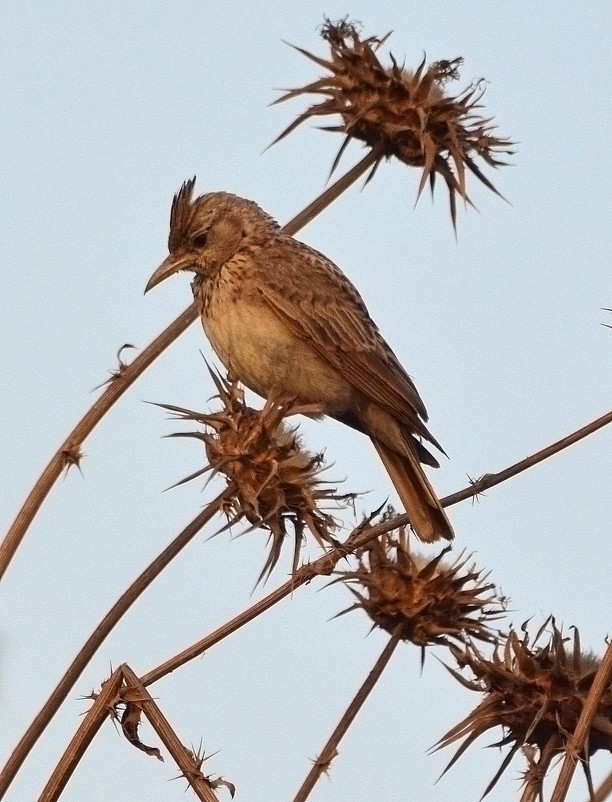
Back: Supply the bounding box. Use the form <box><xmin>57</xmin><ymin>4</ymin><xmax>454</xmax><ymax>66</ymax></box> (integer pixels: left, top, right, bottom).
<box><xmin>146</xmin><ymin>179</ymin><xmax>453</xmax><ymax>542</ymax></box>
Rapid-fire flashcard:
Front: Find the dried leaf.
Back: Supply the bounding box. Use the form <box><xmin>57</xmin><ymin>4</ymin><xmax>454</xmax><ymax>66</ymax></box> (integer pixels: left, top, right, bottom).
<box><xmin>120</xmin><ymin>701</ymin><xmax>163</xmax><ymax>762</ymax></box>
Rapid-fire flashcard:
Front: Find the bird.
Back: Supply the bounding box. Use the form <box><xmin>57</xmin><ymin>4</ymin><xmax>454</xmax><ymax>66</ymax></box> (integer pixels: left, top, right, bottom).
<box><xmin>145</xmin><ymin>179</ymin><xmax>454</xmax><ymax>542</ymax></box>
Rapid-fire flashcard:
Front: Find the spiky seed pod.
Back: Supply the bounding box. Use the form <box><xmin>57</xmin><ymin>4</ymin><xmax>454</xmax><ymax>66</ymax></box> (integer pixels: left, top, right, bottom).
<box><xmin>272</xmin><ymin>18</ymin><xmax>514</xmax><ymax>228</ymax></box>
<box><xmin>158</xmin><ymin>368</ymin><xmax>355</xmax><ymax>581</ymax></box>
<box><xmin>437</xmin><ymin>619</ymin><xmax>612</xmax><ymax>800</ymax></box>
<box><xmin>335</xmin><ymin>526</ymin><xmax>505</xmax><ymax>649</ymax></box>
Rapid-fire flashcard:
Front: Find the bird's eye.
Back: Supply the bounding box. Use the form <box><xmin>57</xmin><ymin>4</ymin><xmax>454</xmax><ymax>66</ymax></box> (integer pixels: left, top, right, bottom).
<box><xmin>192</xmin><ymin>231</ymin><xmax>209</xmax><ymax>248</ymax></box>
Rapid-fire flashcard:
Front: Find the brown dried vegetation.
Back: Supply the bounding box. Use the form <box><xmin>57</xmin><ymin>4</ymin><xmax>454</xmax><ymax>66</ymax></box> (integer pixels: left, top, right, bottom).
<box><xmin>158</xmin><ymin>368</ymin><xmax>355</xmax><ymax>581</ymax></box>
<box><xmin>437</xmin><ymin>619</ymin><xmax>612</xmax><ymax>799</ymax></box>
<box><xmin>335</xmin><ymin>525</ymin><xmax>505</xmax><ymax>649</ymax></box>
<box><xmin>273</xmin><ymin>18</ymin><xmax>513</xmax><ymax>227</ymax></box>
<box><xmin>5</xmin><ymin>15</ymin><xmax>612</xmax><ymax>802</ymax></box>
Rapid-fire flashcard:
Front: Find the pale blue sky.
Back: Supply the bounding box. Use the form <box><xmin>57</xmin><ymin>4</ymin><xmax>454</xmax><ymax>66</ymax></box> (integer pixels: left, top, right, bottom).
<box><xmin>1</xmin><ymin>3</ymin><xmax>610</xmax><ymax>801</ymax></box>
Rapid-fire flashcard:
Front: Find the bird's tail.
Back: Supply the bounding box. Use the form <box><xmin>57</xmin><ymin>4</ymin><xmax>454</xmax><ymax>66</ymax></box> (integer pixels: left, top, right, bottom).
<box><xmin>372</xmin><ymin>440</ymin><xmax>454</xmax><ymax>543</ymax></box>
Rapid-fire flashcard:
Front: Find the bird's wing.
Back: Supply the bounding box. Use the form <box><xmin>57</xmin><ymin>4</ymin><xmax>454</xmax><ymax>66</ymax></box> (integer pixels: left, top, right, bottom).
<box><xmin>252</xmin><ymin>236</ymin><xmax>438</xmax><ymax>445</ymax></box>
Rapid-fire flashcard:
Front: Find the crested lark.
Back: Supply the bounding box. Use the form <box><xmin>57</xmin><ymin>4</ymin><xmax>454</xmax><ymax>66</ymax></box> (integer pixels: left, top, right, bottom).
<box><xmin>146</xmin><ymin>179</ymin><xmax>453</xmax><ymax>542</ymax></box>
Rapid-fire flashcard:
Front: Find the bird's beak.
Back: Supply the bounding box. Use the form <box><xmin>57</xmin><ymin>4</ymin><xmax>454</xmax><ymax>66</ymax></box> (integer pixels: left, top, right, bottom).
<box><xmin>144</xmin><ymin>253</ymin><xmax>195</xmax><ymax>293</ymax></box>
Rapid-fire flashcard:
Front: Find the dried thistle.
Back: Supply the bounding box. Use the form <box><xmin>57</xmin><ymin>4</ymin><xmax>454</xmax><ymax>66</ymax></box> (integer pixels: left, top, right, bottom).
<box><xmin>334</xmin><ymin>525</ymin><xmax>505</xmax><ymax>650</ymax></box>
<box><xmin>437</xmin><ymin>619</ymin><xmax>612</xmax><ymax>799</ymax></box>
<box><xmin>273</xmin><ymin>18</ymin><xmax>513</xmax><ymax>228</ymax></box>
<box><xmin>159</xmin><ymin>368</ymin><xmax>356</xmax><ymax>581</ymax></box>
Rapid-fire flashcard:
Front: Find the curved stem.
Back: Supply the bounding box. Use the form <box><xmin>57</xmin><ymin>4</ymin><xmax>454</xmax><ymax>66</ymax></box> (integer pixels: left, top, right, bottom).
<box><xmin>549</xmin><ymin>641</ymin><xmax>612</xmax><ymax>802</ymax></box>
<box><xmin>441</xmin><ymin>408</ymin><xmax>612</xmax><ymax>508</ymax></box>
<box><xmin>0</xmin><ymin>304</ymin><xmax>198</xmax><ymax>581</ymax></box>
<box><xmin>137</xmin><ymin>408</ymin><xmax>612</xmax><ymax>688</ymax></box>
<box><xmin>0</xmin><ymin>150</ymin><xmax>381</xmax><ymax>582</ymax></box>
<box><xmin>292</xmin><ymin>633</ymin><xmax>401</xmax><ymax>802</ymax></box>
<box><xmin>0</xmin><ymin>489</ymin><xmax>231</xmax><ymax>798</ymax></box>
<box><xmin>588</xmin><ymin>770</ymin><xmax>612</xmax><ymax>802</ymax></box>
<box><xmin>282</xmin><ymin>148</ymin><xmax>380</xmax><ymax>236</ymax></box>
<box><xmin>139</xmin><ymin>548</ymin><xmax>341</xmax><ymax>687</ymax></box>
<box><xmin>37</xmin><ymin>666</ymin><xmax>125</xmax><ymax>802</ymax></box>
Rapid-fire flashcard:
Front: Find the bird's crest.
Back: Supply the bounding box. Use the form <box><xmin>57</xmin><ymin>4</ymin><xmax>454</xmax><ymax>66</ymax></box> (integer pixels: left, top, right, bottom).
<box><xmin>168</xmin><ymin>180</ymin><xmax>282</xmax><ymax>252</ymax></box>
<box><xmin>168</xmin><ymin>177</ymin><xmax>198</xmax><ymax>251</ymax></box>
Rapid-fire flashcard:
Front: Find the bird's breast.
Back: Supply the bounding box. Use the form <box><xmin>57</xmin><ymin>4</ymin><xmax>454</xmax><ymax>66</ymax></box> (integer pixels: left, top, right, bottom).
<box><xmin>195</xmin><ymin>274</ymin><xmax>353</xmax><ymax>413</ymax></box>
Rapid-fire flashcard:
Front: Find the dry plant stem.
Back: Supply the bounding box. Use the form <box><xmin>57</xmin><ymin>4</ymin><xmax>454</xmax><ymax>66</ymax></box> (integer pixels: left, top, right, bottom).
<box><xmin>549</xmin><ymin>641</ymin><xmax>612</xmax><ymax>802</ymax></box>
<box><xmin>588</xmin><ymin>770</ymin><xmax>612</xmax><ymax>802</ymax></box>
<box><xmin>518</xmin><ymin>776</ymin><xmax>536</xmax><ymax>802</ymax></box>
<box><xmin>0</xmin><ymin>490</ymin><xmax>231</xmax><ymax>799</ymax></box>
<box><xmin>138</xmin><ymin>560</ymin><xmax>323</xmax><ymax>687</ymax></box>
<box><xmin>292</xmin><ymin>633</ymin><xmax>401</xmax><ymax>802</ymax></box>
<box><xmin>0</xmin><ymin>304</ymin><xmax>198</xmax><ymax>581</ymax></box>
<box><xmin>139</xmin><ymin>514</ymin><xmax>421</xmax><ymax>687</ymax></box>
<box><xmin>440</xmin><ymin>408</ymin><xmax>612</xmax><ymax>509</ymax></box>
<box><xmin>281</xmin><ymin>148</ymin><xmax>381</xmax><ymax>236</ymax></box>
<box><xmin>3</xmin><ymin>331</ymin><xmax>608</xmax><ymax>794</ymax></box>
<box><xmin>120</xmin><ymin>665</ymin><xmax>222</xmax><ymax>802</ymax></box>
<box><xmin>0</xmin><ymin>151</ymin><xmax>380</xmax><ymax>582</ymax></box>
<box><xmin>38</xmin><ymin>665</ymin><xmax>124</xmax><ymax>802</ymax></box>
<box><xmin>138</xmin><ymin>408</ymin><xmax>612</xmax><ymax>687</ymax></box>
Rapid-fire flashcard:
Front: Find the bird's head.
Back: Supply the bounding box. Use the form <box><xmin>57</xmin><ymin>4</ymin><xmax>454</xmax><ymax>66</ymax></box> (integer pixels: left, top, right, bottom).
<box><xmin>145</xmin><ymin>178</ymin><xmax>279</xmax><ymax>293</ymax></box>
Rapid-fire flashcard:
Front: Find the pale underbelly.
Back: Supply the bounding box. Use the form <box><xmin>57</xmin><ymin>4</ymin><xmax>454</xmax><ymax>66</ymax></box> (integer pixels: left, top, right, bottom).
<box><xmin>201</xmin><ymin>297</ymin><xmax>353</xmax><ymax>413</ymax></box>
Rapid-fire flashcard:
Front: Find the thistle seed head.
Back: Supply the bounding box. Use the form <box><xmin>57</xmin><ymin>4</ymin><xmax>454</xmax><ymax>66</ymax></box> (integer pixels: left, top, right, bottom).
<box><xmin>437</xmin><ymin>619</ymin><xmax>612</xmax><ymax>799</ymax></box>
<box><xmin>160</xmin><ymin>368</ymin><xmax>355</xmax><ymax>581</ymax></box>
<box><xmin>335</xmin><ymin>526</ymin><xmax>505</xmax><ymax>648</ymax></box>
<box><xmin>273</xmin><ymin>18</ymin><xmax>514</xmax><ymax>229</ymax></box>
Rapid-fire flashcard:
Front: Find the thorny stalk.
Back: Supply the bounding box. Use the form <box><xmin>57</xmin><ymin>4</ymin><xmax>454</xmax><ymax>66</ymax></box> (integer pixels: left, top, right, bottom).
<box><xmin>37</xmin><ymin>666</ymin><xmax>124</xmax><ymax>802</ymax></box>
<box><xmin>292</xmin><ymin>632</ymin><xmax>402</xmax><ymax>802</ymax></box>
<box><xmin>437</xmin><ymin>408</ymin><xmax>612</xmax><ymax>509</ymax></box>
<box><xmin>2</xmin><ymin>16</ymin><xmax>607</xmax><ymax>802</ymax></box>
<box><xmin>0</xmin><ymin>304</ymin><xmax>197</xmax><ymax>581</ymax></box>
<box><xmin>549</xmin><ymin>642</ymin><xmax>612</xmax><ymax>802</ymax></box>
<box><xmin>2</xmin><ymin>405</ymin><xmax>610</xmax><ymax>796</ymax></box>
<box><xmin>0</xmin><ymin>149</ymin><xmax>380</xmax><ymax>582</ymax></box>
<box><xmin>588</xmin><ymin>771</ymin><xmax>612</xmax><ymax>802</ymax></box>
<box><xmin>39</xmin><ymin>665</ymin><xmax>224</xmax><ymax>802</ymax></box>
<box><xmin>120</xmin><ymin>666</ymin><xmax>224</xmax><ymax>802</ymax></box>
<box><xmin>0</xmin><ymin>490</ymin><xmax>232</xmax><ymax>798</ymax></box>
